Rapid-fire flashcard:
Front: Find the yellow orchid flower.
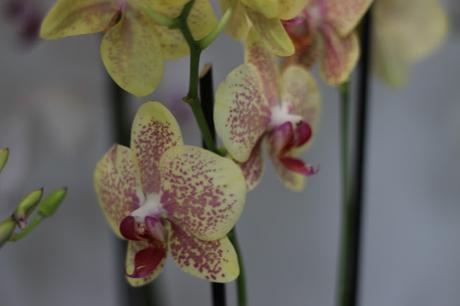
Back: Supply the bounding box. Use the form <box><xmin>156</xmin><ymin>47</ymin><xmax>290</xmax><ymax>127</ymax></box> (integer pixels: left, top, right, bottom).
<box><xmin>220</xmin><ymin>0</ymin><xmax>310</xmax><ymax>56</ymax></box>
<box><xmin>373</xmin><ymin>0</ymin><xmax>448</xmax><ymax>86</ymax></box>
<box><xmin>215</xmin><ymin>32</ymin><xmax>321</xmax><ymax>191</ymax></box>
<box><xmin>40</xmin><ymin>0</ymin><xmax>217</xmax><ymax>96</ymax></box>
<box><xmin>283</xmin><ymin>0</ymin><xmax>373</xmax><ymax>84</ymax></box>
<box><xmin>94</xmin><ymin>102</ymin><xmax>246</xmax><ymax>286</ymax></box>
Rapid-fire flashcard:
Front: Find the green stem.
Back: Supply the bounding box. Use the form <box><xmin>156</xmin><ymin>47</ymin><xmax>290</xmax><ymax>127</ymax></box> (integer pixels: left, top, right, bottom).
<box><xmin>229</xmin><ymin>229</ymin><xmax>247</xmax><ymax>306</ymax></box>
<box><xmin>10</xmin><ymin>215</ymin><xmax>44</xmax><ymax>241</ymax></box>
<box><xmin>337</xmin><ymin>81</ymin><xmax>352</xmax><ymax>306</ymax></box>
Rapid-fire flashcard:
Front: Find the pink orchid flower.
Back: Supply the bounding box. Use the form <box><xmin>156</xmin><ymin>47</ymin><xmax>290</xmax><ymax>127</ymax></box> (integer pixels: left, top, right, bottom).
<box><xmin>94</xmin><ymin>102</ymin><xmax>246</xmax><ymax>286</ymax></box>
<box><xmin>283</xmin><ymin>0</ymin><xmax>373</xmax><ymax>85</ymax></box>
<box><xmin>215</xmin><ymin>31</ymin><xmax>321</xmax><ymax>191</ymax></box>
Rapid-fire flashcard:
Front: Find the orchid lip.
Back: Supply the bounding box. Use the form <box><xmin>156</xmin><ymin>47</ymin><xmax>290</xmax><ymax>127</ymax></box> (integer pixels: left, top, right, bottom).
<box><xmin>269</xmin><ymin>103</ymin><xmax>302</xmax><ymax>129</ymax></box>
<box><xmin>130</xmin><ymin>193</ymin><xmax>164</xmax><ymax>222</ymax></box>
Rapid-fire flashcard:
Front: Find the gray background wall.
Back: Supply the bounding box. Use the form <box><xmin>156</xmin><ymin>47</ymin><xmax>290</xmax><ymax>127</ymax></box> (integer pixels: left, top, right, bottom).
<box><xmin>0</xmin><ymin>1</ymin><xmax>459</xmax><ymax>305</ymax></box>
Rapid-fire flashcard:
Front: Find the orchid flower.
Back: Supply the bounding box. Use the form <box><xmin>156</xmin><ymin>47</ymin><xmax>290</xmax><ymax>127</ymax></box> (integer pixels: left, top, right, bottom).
<box><xmin>215</xmin><ymin>32</ymin><xmax>320</xmax><ymax>191</ymax></box>
<box><xmin>40</xmin><ymin>0</ymin><xmax>217</xmax><ymax>96</ymax></box>
<box><xmin>220</xmin><ymin>0</ymin><xmax>309</xmax><ymax>56</ymax></box>
<box><xmin>94</xmin><ymin>102</ymin><xmax>246</xmax><ymax>286</ymax></box>
<box><xmin>283</xmin><ymin>0</ymin><xmax>373</xmax><ymax>85</ymax></box>
<box><xmin>373</xmin><ymin>0</ymin><xmax>448</xmax><ymax>86</ymax></box>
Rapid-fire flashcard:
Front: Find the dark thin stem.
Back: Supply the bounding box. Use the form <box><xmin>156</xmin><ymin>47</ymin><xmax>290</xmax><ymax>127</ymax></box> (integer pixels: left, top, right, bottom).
<box><xmin>109</xmin><ymin>79</ymin><xmax>156</xmax><ymax>306</ymax></box>
<box><xmin>228</xmin><ymin>229</ymin><xmax>247</xmax><ymax>306</ymax></box>
<box><xmin>200</xmin><ymin>65</ymin><xmax>227</xmax><ymax>306</ymax></box>
<box><xmin>337</xmin><ymin>9</ymin><xmax>373</xmax><ymax>306</ymax></box>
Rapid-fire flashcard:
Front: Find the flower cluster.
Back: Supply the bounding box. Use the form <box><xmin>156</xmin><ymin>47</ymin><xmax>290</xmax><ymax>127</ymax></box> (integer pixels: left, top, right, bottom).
<box><xmin>39</xmin><ymin>0</ymin><xmax>448</xmax><ymax>288</ymax></box>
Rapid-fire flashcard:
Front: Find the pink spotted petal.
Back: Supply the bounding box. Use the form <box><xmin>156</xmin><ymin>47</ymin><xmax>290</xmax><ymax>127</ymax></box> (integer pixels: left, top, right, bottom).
<box><xmin>125</xmin><ymin>240</ymin><xmax>167</xmax><ymax>287</ymax></box>
<box><xmin>239</xmin><ymin>141</ymin><xmax>264</xmax><ymax>191</ymax></box>
<box><xmin>215</xmin><ymin>64</ymin><xmax>272</xmax><ymax>162</ymax></box>
<box><xmin>131</xmin><ymin>102</ymin><xmax>183</xmax><ymax>194</ymax></box>
<box><xmin>279</xmin><ymin>156</ymin><xmax>318</xmax><ymax>176</ymax></box>
<box><xmin>324</xmin><ymin>0</ymin><xmax>373</xmax><ymax>36</ymax></box>
<box><xmin>245</xmin><ymin>30</ymin><xmax>280</xmax><ymax>107</ymax></box>
<box><xmin>169</xmin><ymin>224</ymin><xmax>239</xmax><ymax>282</ymax></box>
<box><xmin>320</xmin><ymin>25</ymin><xmax>360</xmax><ymax>85</ymax></box>
<box><xmin>94</xmin><ymin>145</ymin><xmax>141</xmax><ymax>238</ymax></box>
<box><xmin>120</xmin><ymin>216</ymin><xmax>142</xmax><ymax>241</ymax></box>
<box><xmin>159</xmin><ymin>145</ymin><xmax>246</xmax><ymax>241</ymax></box>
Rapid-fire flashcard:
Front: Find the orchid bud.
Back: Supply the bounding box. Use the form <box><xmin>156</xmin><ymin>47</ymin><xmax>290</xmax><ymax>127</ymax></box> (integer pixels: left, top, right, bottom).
<box><xmin>0</xmin><ymin>148</ymin><xmax>9</xmax><ymax>173</ymax></box>
<box><xmin>39</xmin><ymin>187</ymin><xmax>67</xmax><ymax>218</ymax></box>
<box><xmin>0</xmin><ymin>218</ymin><xmax>16</xmax><ymax>248</ymax></box>
<box><xmin>13</xmin><ymin>188</ymin><xmax>43</xmax><ymax>229</ymax></box>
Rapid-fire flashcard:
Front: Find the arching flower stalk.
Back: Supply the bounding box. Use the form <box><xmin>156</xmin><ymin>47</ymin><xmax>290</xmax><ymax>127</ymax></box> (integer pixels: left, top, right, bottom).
<box><xmin>215</xmin><ymin>31</ymin><xmax>321</xmax><ymax>191</ymax></box>
<box><xmin>94</xmin><ymin>102</ymin><xmax>247</xmax><ymax>286</ymax></box>
<box><xmin>283</xmin><ymin>0</ymin><xmax>373</xmax><ymax>84</ymax></box>
<box><xmin>40</xmin><ymin>0</ymin><xmax>217</xmax><ymax>96</ymax></box>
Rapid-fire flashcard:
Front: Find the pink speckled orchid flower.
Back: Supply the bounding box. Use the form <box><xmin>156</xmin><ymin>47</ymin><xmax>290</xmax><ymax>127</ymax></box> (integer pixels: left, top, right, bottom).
<box><xmin>40</xmin><ymin>0</ymin><xmax>216</xmax><ymax>96</ymax></box>
<box><xmin>94</xmin><ymin>102</ymin><xmax>246</xmax><ymax>285</ymax></box>
<box><xmin>283</xmin><ymin>0</ymin><xmax>373</xmax><ymax>85</ymax></box>
<box><xmin>215</xmin><ymin>32</ymin><xmax>321</xmax><ymax>191</ymax></box>
<box><xmin>220</xmin><ymin>0</ymin><xmax>309</xmax><ymax>56</ymax></box>
<box><xmin>373</xmin><ymin>0</ymin><xmax>447</xmax><ymax>86</ymax></box>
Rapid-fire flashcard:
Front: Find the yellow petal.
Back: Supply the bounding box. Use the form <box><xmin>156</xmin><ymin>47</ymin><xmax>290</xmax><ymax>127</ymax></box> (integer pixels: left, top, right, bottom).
<box><xmin>246</xmin><ymin>9</ymin><xmax>295</xmax><ymax>56</ymax></box>
<box><xmin>241</xmin><ymin>0</ymin><xmax>279</xmax><ymax>18</ymax></box>
<box><xmin>169</xmin><ymin>224</ymin><xmax>239</xmax><ymax>282</ymax></box>
<box><xmin>269</xmin><ymin>151</ymin><xmax>306</xmax><ymax>191</ymax></box>
<box><xmin>159</xmin><ymin>145</ymin><xmax>246</xmax><ymax>241</ymax></box>
<box><xmin>325</xmin><ymin>0</ymin><xmax>373</xmax><ymax>36</ymax></box>
<box><xmin>320</xmin><ymin>27</ymin><xmax>360</xmax><ymax>85</ymax></box>
<box><xmin>125</xmin><ymin>240</ymin><xmax>167</xmax><ymax>287</ymax></box>
<box><xmin>220</xmin><ymin>0</ymin><xmax>251</xmax><ymax>40</ymax></box>
<box><xmin>131</xmin><ymin>102</ymin><xmax>183</xmax><ymax>194</ymax></box>
<box><xmin>94</xmin><ymin>145</ymin><xmax>142</xmax><ymax>238</ymax></box>
<box><xmin>100</xmin><ymin>11</ymin><xmax>164</xmax><ymax>96</ymax></box>
<box><xmin>245</xmin><ymin>30</ymin><xmax>280</xmax><ymax>107</ymax></box>
<box><xmin>280</xmin><ymin>65</ymin><xmax>321</xmax><ymax>152</ymax></box>
<box><xmin>238</xmin><ymin>141</ymin><xmax>264</xmax><ymax>191</ymax></box>
<box><xmin>215</xmin><ymin>64</ymin><xmax>271</xmax><ymax>162</ymax></box>
<box><xmin>40</xmin><ymin>0</ymin><xmax>117</xmax><ymax>39</ymax></box>
<box><xmin>278</xmin><ymin>0</ymin><xmax>310</xmax><ymax>20</ymax></box>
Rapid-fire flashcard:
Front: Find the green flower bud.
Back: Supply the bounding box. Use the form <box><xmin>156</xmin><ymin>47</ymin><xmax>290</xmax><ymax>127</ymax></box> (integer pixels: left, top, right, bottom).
<box><xmin>39</xmin><ymin>187</ymin><xmax>67</xmax><ymax>218</ymax></box>
<box><xmin>13</xmin><ymin>188</ymin><xmax>44</xmax><ymax>229</ymax></box>
<box><xmin>0</xmin><ymin>217</ymin><xmax>16</xmax><ymax>248</ymax></box>
<box><xmin>0</xmin><ymin>148</ymin><xmax>9</xmax><ymax>173</ymax></box>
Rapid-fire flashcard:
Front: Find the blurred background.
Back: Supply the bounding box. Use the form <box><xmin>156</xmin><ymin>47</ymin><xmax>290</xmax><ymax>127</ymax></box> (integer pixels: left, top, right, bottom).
<box><xmin>0</xmin><ymin>0</ymin><xmax>459</xmax><ymax>305</ymax></box>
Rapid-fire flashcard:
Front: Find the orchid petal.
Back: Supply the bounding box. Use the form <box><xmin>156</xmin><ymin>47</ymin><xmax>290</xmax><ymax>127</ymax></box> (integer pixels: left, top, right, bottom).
<box><xmin>270</xmin><ymin>155</ymin><xmax>306</xmax><ymax>191</ymax></box>
<box><xmin>160</xmin><ymin>145</ymin><xmax>246</xmax><ymax>241</ymax></box>
<box><xmin>246</xmin><ymin>10</ymin><xmax>295</xmax><ymax>56</ymax></box>
<box><xmin>239</xmin><ymin>141</ymin><xmax>264</xmax><ymax>191</ymax></box>
<box><xmin>278</xmin><ymin>0</ymin><xmax>310</xmax><ymax>20</ymax></box>
<box><xmin>169</xmin><ymin>224</ymin><xmax>239</xmax><ymax>282</ymax></box>
<box><xmin>100</xmin><ymin>11</ymin><xmax>164</xmax><ymax>97</ymax></box>
<box><xmin>125</xmin><ymin>240</ymin><xmax>167</xmax><ymax>287</ymax></box>
<box><xmin>94</xmin><ymin>145</ymin><xmax>141</xmax><ymax>238</ymax></box>
<box><xmin>280</xmin><ymin>65</ymin><xmax>320</xmax><ymax>152</ymax></box>
<box><xmin>320</xmin><ymin>26</ymin><xmax>359</xmax><ymax>85</ymax></box>
<box><xmin>245</xmin><ymin>30</ymin><xmax>280</xmax><ymax>107</ymax></box>
<box><xmin>279</xmin><ymin>156</ymin><xmax>317</xmax><ymax>176</ymax></box>
<box><xmin>241</xmin><ymin>0</ymin><xmax>279</xmax><ymax>18</ymax></box>
<box><xmin>325</xmin><ymin>0</ymin><xmax>373</xmax><ymax>36</ymax></box>
<box><xmin>40</xmin><ymin>0</ymin><xmax>117</xmax><ymax>39</ymax></box>
<box><xmin>215</xmin><ymin>64</ymin><xmax>271</xmax><ymax>162</ymax></box>
<box><xmin>220</xmin><ymin>0</ymin><xmax>251</xmax><ymax>40</ymax></box>
<box><xmin>131</xmin><ymin>102</ymin><xmax>183</xmax><ymax>195</ymax></box>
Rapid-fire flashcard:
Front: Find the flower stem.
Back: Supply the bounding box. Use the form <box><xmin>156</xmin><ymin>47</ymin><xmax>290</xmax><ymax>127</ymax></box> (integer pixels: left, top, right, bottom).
<box><xmin>336</xmin><ymin>9</ymin><xmax>373</xmax><ymax>306</ymax></box>
<box><xmin>228</xmin><ymin>229</ymin><xmax>247</xmax><ymax>306</ymax></box>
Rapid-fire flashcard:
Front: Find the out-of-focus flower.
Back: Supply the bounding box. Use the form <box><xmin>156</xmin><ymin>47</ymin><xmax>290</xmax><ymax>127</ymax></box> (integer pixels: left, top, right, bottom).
<box><xmin>373</xmin><ymin>0</ymin><xmax>448</xmax><ymax>86</ymax></box>
<box><xmin>283</xmin><ymin>0</ymin><xmax>373</xmax><ymax>85</ymax></box>
<box><xmin>220</xmin><ymin>0</ymin><xmax>309</xmax><ymax>56</ymax></box>
<box><xmin>40</xmin><ymin>0</ymin><xmax>217</xmax><ymax>96</ymax></box>
<box><xmin>3</xmin><ymin>0</ymin><xmax>44</xmax><ymax>44</ymax></box>
<box><xmin>215</xmin><ymin>32</ymin><xmax>321</xmax><ymax>191</ymax></box>
<box><xmin>94</xmin><ymin>102</ymin><xmax>246</xmax><ymax>285</ymax></box>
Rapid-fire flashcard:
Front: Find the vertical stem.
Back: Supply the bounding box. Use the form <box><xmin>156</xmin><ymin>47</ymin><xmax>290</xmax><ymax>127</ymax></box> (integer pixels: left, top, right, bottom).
<box><xmin>228</xmin><ymin>229</ymin><xmax>247</xmax><ymax>306</ymax></box>
<box><xmin>109</xmin><ymin>79</ymin><xmax>156</xmax><ymax>306</ymax></box>
<box><xmin>200</xmin><ymin>65</ymin><xmax>227</xmax><ymax>306</ymax></box>
<box><xmin>336</xmin><ymin>8</ymin><xmax>373</xmax><ymax>306</ymax></box>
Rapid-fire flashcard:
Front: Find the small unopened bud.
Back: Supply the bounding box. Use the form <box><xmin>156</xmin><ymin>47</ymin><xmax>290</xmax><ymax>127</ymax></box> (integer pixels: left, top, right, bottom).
<box><xmin>13</xmin><ymin>188</ymin><xmax>43</xmax><ymax>229</ymax></box>
<box><xmin>0</xmin><ymin>148</ymin><xmax>9</xmax><ymax>173</ymax></box>
<box><xmin>0</xmin><ymin>218</ymin><xmax>16</xmax><ymax>248</ymax></box>
<box><xmin>39</xmin><ymin>187</ymin><xmax>67</xmax><ymax>218</ymax></box>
